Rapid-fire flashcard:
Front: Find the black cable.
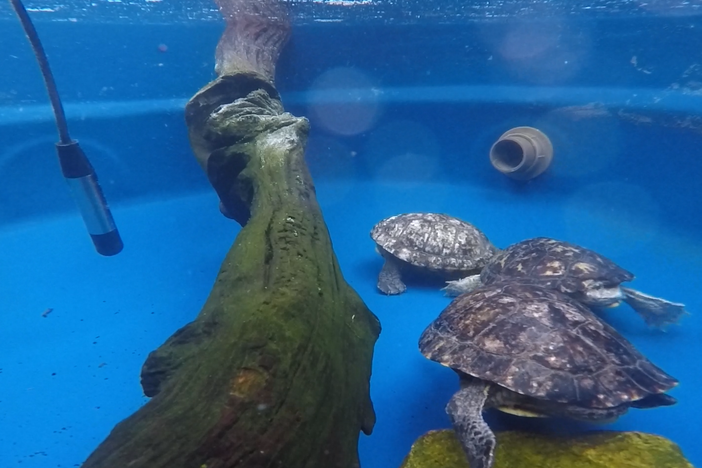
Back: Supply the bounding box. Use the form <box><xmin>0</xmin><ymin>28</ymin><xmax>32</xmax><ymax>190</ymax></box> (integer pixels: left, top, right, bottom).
<box><xmin>9</xmin><ymin>0</ymin><xmax>124</xmax><ymax>256</ymax></box>
<box><xmin>9</xmin><ymin>0</ymin><xmax>71</xmax><ymax>144</ymax></box>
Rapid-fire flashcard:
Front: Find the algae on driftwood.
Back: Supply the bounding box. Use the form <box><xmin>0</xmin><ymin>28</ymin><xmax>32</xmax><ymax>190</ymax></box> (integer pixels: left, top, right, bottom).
<box><xmin>81</xmin><ymin>1</ymin><xmax>381</xmax><ymax>467</ymax></box>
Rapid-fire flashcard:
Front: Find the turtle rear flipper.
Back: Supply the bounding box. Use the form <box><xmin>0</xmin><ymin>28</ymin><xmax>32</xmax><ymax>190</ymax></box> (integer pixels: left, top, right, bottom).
<box><xmin>446</xmin><ymin>379</ymin><xmax>496</xmax><ymax>468</ymax></box>
<box><xmin>621</xmin><ymin>286</ymin><xmax>688</xmax><ymax>329</ymax></box>
<box><xmin>377</xmin><ymin>257</ymin><xmax>406</xmax><ymax>295</ymax></box>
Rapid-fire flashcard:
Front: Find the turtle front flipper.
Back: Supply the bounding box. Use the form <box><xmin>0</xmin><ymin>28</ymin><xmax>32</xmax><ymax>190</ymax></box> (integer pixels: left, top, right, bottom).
<box><xmin>377</xmin><ymin>257</ymin><xmax>406</xmax><ymax>295</ymax></box>
<box><xmin>443</xmin><ymin>274</ymin><xmax>482</xmax><ymax>297</ymax></box>
<box><xmin>621</xmin><ymin>287</ymin><xmax>688</xmax><ymax>329</ymax></box>
<box><xmin>446</xmin><ymin>379</ymin><xmax>496</xmax><ymax>468</ymax></box>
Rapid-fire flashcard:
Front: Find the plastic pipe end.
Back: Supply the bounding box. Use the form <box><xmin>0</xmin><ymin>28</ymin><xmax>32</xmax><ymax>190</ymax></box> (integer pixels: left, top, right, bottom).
<box><xmin>489</xmin><ymin>126</ymin><xmax>553</xmax><ymax>180</ymax></box>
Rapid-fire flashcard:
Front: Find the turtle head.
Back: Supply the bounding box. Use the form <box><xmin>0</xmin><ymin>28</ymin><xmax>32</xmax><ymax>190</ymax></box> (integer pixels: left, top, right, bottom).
<box><xmin>579</xmin><ymin>280</ymin><xmax>625</xmax><ymax>307</ymax></box>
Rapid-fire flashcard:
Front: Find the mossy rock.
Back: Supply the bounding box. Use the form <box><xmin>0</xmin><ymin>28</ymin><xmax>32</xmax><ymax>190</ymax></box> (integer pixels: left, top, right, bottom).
<box><xmin>400</xmin><ymin>430</ymin><xmax>694</xmax><ymax>468</ymax></box>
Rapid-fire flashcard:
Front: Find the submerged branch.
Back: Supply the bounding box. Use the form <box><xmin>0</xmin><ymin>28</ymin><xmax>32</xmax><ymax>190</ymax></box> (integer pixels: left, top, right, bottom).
<box><xmin>80</xmin><ymin>2</ymin><xmax>380</xmax><ymax>466</ymax></box>
<box><xmin>214</xmin><ymin>0</ymin><xmax>290</xmax><ymax>83</ymax></box>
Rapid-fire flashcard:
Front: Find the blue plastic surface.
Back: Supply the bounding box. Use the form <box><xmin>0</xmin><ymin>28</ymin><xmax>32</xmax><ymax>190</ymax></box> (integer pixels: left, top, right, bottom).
<box><xmin>1</xmin><ymin>5</ymin><xmax>701</xmax><ymax>467</ymax></box>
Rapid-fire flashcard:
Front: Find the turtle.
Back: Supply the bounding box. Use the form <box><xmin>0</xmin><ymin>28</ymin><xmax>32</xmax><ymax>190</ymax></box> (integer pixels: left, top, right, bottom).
<box><xmin>370</xmin><ymin>213</ymin><xmax>498</xmax><ymax>295</ymax></box>
<box><xmin>443</xmin><ymin>237</ymin><xmax>687</xmax><ymax>329</ymax></box>
<box><xmin>419</xmin><ymin>281</ymin><xmax>678</xmax><ymax>468</ymax></box>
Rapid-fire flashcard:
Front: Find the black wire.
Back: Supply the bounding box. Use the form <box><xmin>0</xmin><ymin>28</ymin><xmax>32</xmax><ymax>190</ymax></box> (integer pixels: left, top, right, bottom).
<box><xmin>9</xmin><ymin>0</ymin><xmax>72</xmax><ymax>144</ymax></box>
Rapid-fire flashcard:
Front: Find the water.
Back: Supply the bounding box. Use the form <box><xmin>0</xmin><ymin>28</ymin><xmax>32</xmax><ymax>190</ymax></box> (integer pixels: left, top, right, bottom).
<box><xmin>1</xmin><ymin>2</ymin><xmax>701</xmax><ymax>467</ymax></box>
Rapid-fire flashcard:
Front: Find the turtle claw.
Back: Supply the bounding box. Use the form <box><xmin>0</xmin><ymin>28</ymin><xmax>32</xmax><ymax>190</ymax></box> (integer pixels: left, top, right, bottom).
<box><xmin>377</xmin><ymin>259</ymin><xmax>406</xmax><ymax>295</ymax></box>
<box><xmin>621</xmin><ymin>287</ymin><xmax>689</xmax><ymax>329</ymax></box>
<box><xmin>443</xmin><ymin>275</ymin><xmax>483</xmax><ymax>297</ymax></box>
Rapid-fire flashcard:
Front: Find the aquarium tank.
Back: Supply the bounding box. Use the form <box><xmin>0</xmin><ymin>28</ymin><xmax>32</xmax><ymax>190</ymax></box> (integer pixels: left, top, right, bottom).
<box><xmin>0</xmin><ymin>0</ymin><xmax>700</xmax><ymax>467</ymax></box>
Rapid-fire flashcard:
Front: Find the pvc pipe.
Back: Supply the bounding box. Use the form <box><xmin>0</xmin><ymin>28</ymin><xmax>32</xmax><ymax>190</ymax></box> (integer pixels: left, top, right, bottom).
<box><xmin>489</xmin><ymin>126</ymin><xmax>553</xmax><ymax>180</ymax></box>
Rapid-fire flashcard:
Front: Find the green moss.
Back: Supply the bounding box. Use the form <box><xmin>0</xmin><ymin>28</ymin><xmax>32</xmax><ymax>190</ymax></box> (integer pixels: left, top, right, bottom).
<box><xmin>400</xmin><ymin>430</ymin><xmax>694</xmax><ymax>468</ymax></box>
<box><xmin>400</xmin><ymin>430</ymin><xmax>469</xmax><ymax>468</ymax></box>
<box><xmin>81</xmin><ymin>73</ymin><xmax>380</xmax><ymax>468</ymax></box>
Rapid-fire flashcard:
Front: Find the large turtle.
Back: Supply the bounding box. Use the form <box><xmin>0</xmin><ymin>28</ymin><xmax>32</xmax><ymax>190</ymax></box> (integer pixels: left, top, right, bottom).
<box><xmin>419</xmin><ymin>281</ymin><xmax>678</xmax><ymax>468</ymax></box>
<box><xmin>443</xmin><ymin>237</ymin><xmax>687</xmax><ymax>329</ymax></box>
<box><xmin>370</xmin><ymin>213</ymin><xmax>498</xmax><ymax>295</ymax></box>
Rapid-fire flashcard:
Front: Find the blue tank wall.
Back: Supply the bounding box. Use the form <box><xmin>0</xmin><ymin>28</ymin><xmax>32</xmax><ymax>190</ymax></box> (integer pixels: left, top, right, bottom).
<box><xmin>1</xmin><ymin>9</ymin><xmax>701</xmax><ymax>468</ymax></box>
<box><xmin>0</xmin><ymin>16</ymin><xmax>701</xmax><ymax>237</ymax></box>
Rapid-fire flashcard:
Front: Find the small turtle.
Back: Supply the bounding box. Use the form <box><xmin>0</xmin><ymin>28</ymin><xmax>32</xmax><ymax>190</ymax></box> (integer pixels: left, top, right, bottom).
<box><xmin>444</xmin><ymin>237</ymin><xmax>687</xmax><ymax>329</ymax></box>
<box><xmin>419</xmin><ymin>281</ymin><xmax>678</xmax><ymax>468</ymax></box>
<box><xmin>370</xmin><ymin>213</ymin><xmax>498</xmax><ymax>295</ymax></box>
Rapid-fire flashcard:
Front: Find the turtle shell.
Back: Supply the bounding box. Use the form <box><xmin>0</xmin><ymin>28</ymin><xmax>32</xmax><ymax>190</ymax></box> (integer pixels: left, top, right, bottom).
<box><xmin>419</xmin><ymin>282</ymin><xmax>677</xmax><ymax>408</ymax></box>
<box><xmin>370</xmin><ymin>213</ymin><xmax>497</xmax><ymax>272</ymax></box>
<box><xmin>481</xmin><ymin>237</ymin><xmax>634</xmax><ymax>294</ymax></box>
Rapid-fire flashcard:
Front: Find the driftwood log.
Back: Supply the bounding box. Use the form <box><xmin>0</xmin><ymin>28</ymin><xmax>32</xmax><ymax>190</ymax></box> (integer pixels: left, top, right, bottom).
<box><xmin>81</xmin><ymin>1</ymin><xmax>381</xmax><ymax>467</ymax></box>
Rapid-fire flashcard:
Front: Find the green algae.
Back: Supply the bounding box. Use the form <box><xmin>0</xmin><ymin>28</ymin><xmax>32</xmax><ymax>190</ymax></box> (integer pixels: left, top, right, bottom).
<box><xmin>400</xmin><ymin>430</ymin><xmax>694</xmax><ymax>468</ymax></box>
<box><xmin>80</xmin><ymin>72</ymin><xmax>380</xmax><ymax>468</ymax></box>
